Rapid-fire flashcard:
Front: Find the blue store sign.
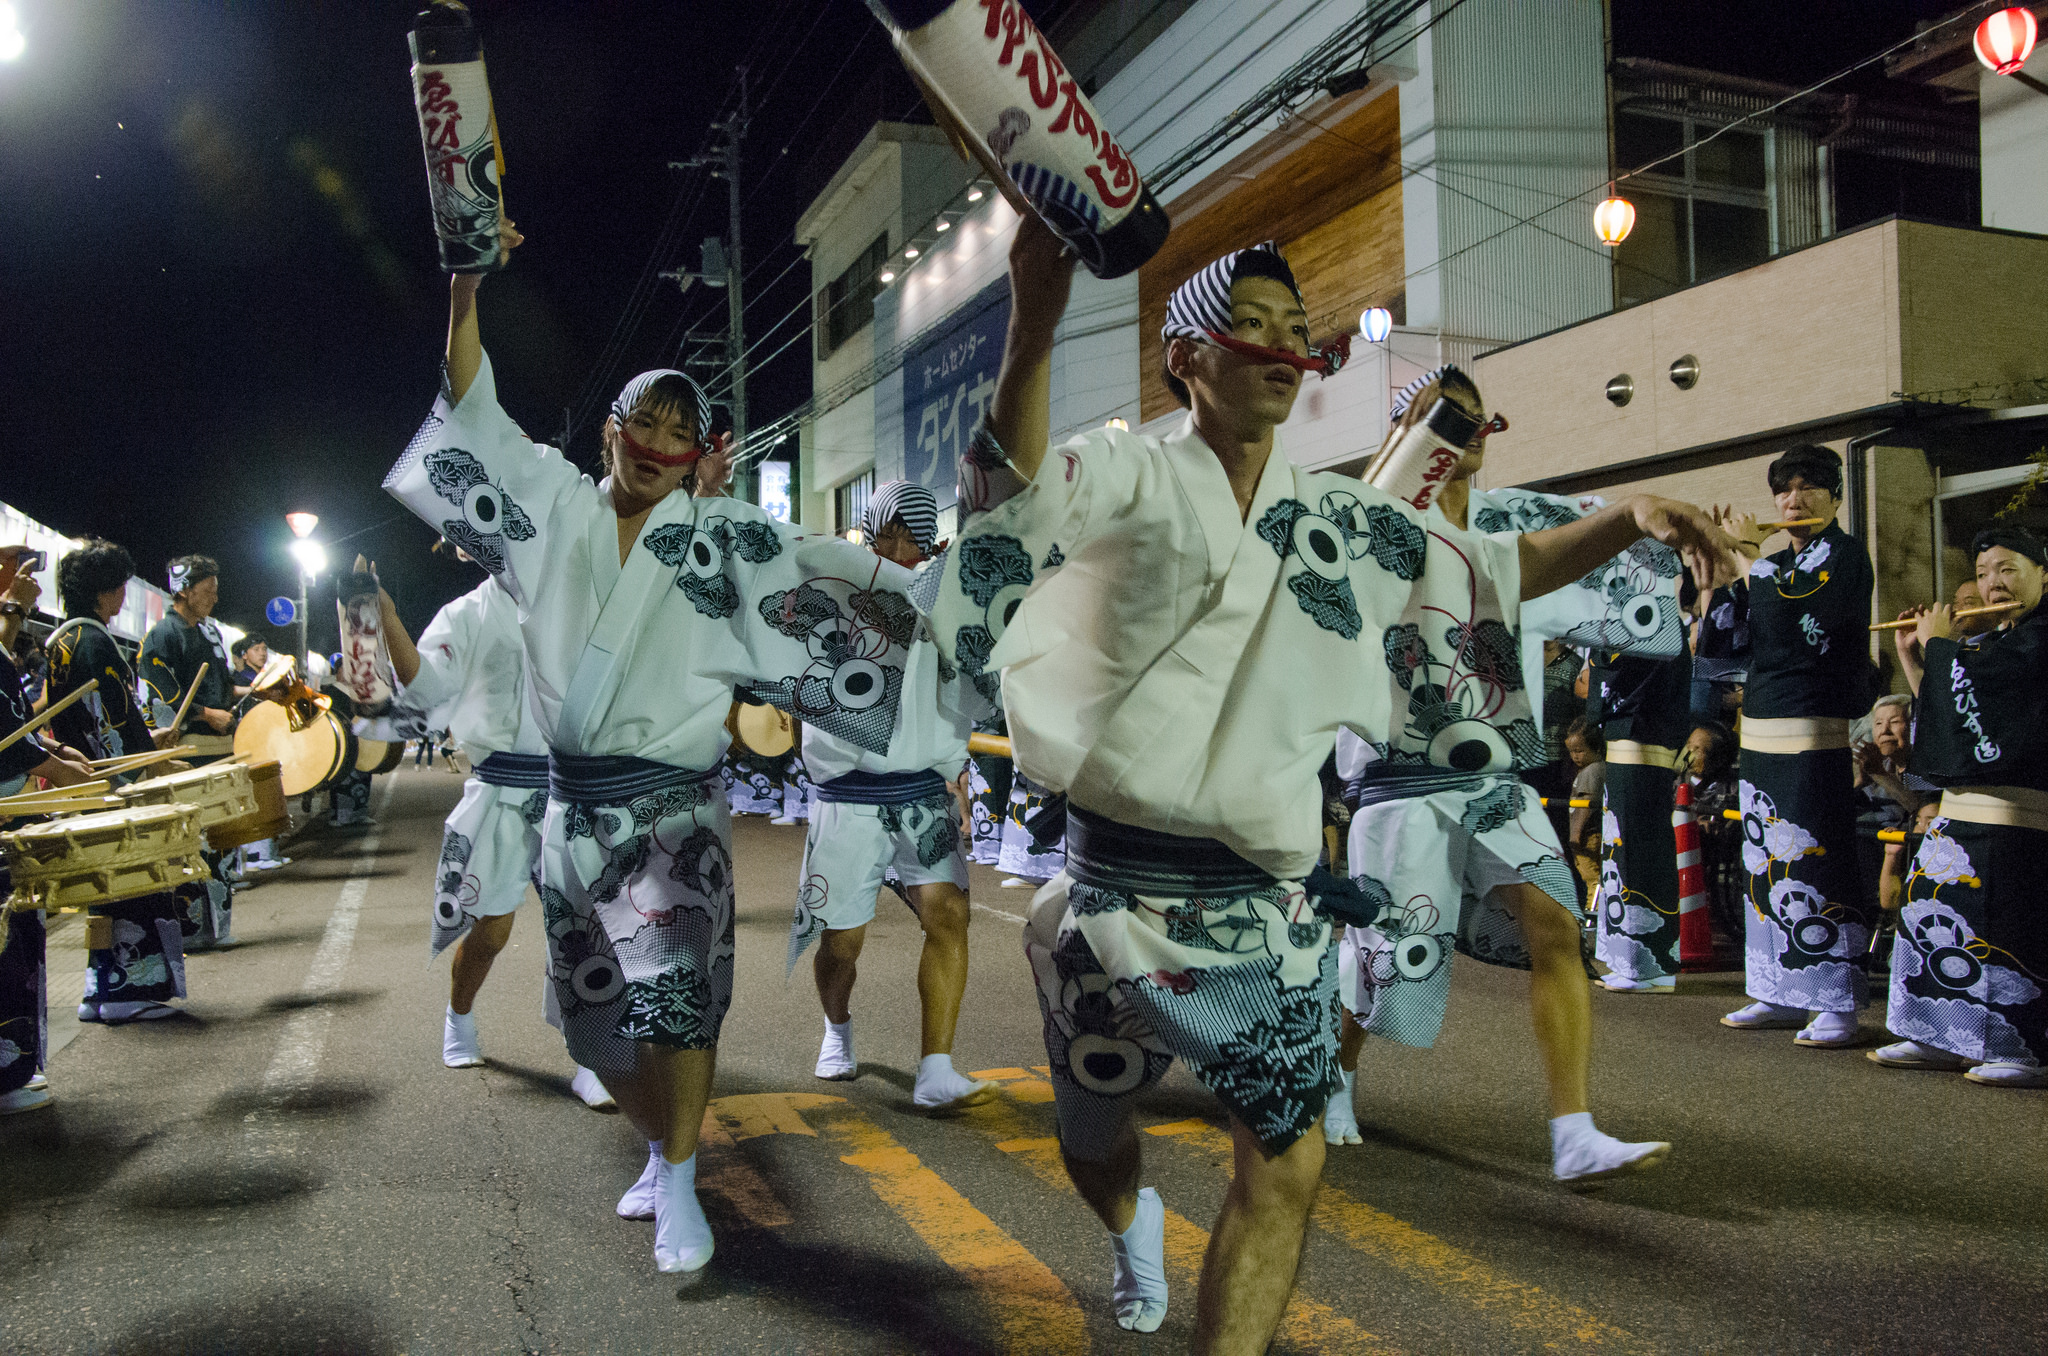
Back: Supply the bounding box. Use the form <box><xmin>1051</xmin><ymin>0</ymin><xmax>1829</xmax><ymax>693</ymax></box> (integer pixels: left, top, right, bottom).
<box><xmin>901</xmin><ymin>279</ymin><xmax>1011</xmax><ymax>509</ymax></box>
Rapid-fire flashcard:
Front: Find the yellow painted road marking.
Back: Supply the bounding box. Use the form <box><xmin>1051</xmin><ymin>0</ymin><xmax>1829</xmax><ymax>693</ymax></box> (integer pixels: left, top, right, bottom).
<box><xmin>709</xmin><ymin>1090</ymin><xmax>844</xmax><ymax>1141</ymax></box>
<box><xmin>697</xmin><ymin>1105</ymin><xmax>796</xmax><ymax>1229</ymax></box>
<box><xmin>807</xmin><ymin>1099</ymin><xmax>1089</xmax><ymax>1355</ymax></box>
<box><xmin>970</xmin><ymin>1073</ymin><xmax>1398</xmax><ymax>1354</ymax></box>
<box><xmin>1147</xmin><ymin>1119</ymin><xmax>1651</xmax><ymax>1353</ymax></box>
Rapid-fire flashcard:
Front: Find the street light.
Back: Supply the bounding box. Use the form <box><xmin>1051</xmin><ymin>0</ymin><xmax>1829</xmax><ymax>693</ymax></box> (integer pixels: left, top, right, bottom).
<box><xmin>286</xmin><ymin>513</ymin><xmax>323</xmax><ymax>665</ymax></box>
<box><xmin>0</xmin><ymin>4</ymin><xmax>24</xmax><ymax>62</ymax></box>
<box><xmin>1359</xmin><ymin>306</ymin><xmax>1393</xmax><ymax>343</ymax></box>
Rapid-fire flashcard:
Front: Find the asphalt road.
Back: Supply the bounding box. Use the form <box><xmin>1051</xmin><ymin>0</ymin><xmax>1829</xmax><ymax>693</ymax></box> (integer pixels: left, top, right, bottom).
<box><xmin>2</xmin><ymin>766</ymin><xmax>2043</xmax><ymax>1355</ymax></box>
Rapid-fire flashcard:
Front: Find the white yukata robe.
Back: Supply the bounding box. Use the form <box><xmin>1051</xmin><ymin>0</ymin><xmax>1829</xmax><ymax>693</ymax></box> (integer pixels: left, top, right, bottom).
<box><xmin>386</xmin><ymin>353</ymin><xmax>915</xmax><ymax>1073</ymax></box>
<box><xmin>998</xmin><ymin>773</ymin><xmax>1067</xmax><ymax>881</ymax></box>
<box><xmin>392</xmin><ymin>577</ymin><xmax>550</xmax><ymax>959</ymax></box>
<box><xmin>1340</xmin><ymin>487</ymin><xmax>1683</xmax><ymax>1045</ymax></box>
<box><xmin>926</xmin><ymin>417</ymin><xmax>1521</xmax><ymax>1154</ymax></box>
<box><xmin>788</xmin><ymin>620</ymin><xmax>982</xmax><ymax>970</ymax></box>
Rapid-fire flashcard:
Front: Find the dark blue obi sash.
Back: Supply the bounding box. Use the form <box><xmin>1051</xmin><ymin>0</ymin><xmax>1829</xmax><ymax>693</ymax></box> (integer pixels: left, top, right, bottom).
<box><xmin>814</xmin><ymin>769</ymin><xmax>949</xmax><ymax>805</ymax></box>
<box><xmin>548</xmin><ymin>752</ymin><xmax>716</xmax><ymax>806</ymax></box>
<box><xmin>1347</xmin><ymin>763</ymin><xmax>1492</xmax><ymax>811</ymax></box>
<box><xmin>475</xmin><ymin>752</ymin><xmax>550</xmax><ymax>790</ymax></box>
<box><xmin>1066</xmin><ymin>803</ymin><xmax>1383</xmax><ymax>927</ymax></box>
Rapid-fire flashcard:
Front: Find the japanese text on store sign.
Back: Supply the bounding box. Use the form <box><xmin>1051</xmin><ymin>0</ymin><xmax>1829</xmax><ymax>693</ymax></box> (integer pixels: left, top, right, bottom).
<box><xmin>977</xmin><ymin>0</ymin><xmax>1139</xmax><ymax>209</ymax></box>
<box><xmin>902</xmin><ymin>282</ymin><xmax>1011</xmax><ymax>508</ymax></box>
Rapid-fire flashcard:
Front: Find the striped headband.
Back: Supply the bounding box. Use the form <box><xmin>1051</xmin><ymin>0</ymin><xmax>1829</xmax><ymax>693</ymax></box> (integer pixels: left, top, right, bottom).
<box><xmin>1389</xmin><ymin>363</ymin><xmax>1509</xmax><ymax>439</ymax></box>
<box><xmin>1161</xmin><ymin>242</ymin><xmax>1302</xmax><ymax>346</ymax></box>
<box><xmin>1160</xmin><ymin>243</ymin><xmax>1347</xmax><ymax>377</ymax></box>
<box><xmin>862</xmin><ymin>480</ymin><xmax>940</xmax><ymax>555</ymax></box>
<box><xmin>611</xmin><ymin>368</ymin><xmax>713</xmax><ymax>443</ymax></box>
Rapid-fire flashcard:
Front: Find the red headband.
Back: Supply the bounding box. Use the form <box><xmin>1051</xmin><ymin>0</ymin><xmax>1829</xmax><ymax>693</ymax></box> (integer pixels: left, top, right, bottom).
<box><xmin>617</xmin><ymin>423</ymin><xmax>725</xmax><ymax>468</ymax></box>
<box><xmin>1200</xmin><ymin>329</ymin><xmax>1352</xmax><ymax>379</ymax></box>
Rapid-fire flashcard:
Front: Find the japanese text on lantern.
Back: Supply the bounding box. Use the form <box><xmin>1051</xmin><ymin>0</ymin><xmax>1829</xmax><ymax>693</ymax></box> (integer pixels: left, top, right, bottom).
<box><xmin>976</xmin><ymin>0</ymin><xmax>1139</xmax><ymax>209</ymax></box>
<box><xmin>417</xmin><ymin>71</ymin><xmax>466</xmax><ymax>186</ymax></box>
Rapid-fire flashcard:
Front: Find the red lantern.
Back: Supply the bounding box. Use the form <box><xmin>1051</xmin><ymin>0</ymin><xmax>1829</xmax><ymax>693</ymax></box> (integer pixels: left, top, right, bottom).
<box><xmin>1976</xmin><ymin>7</ymin><xmax>2038</xmax><ymax>75</ymax></box>
<box><xmin>1594</xmin><ymin>194</ymin><xmax>1636</xmax><ymax>246</ymax></box>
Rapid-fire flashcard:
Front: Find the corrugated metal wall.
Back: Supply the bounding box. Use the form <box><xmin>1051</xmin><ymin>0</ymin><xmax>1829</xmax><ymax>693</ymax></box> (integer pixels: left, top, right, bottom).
<box><xmin>1421</xmin><ymin>0</ymin><xmax>1612</xmax><ymax>347</ymax></box>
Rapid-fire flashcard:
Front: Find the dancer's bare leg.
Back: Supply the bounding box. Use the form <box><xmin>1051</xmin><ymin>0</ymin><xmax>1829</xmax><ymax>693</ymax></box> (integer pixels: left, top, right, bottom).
<box><xmin>1194</xmin><ymin>1116</ymin><xmax>1325</xmax><ymax>1355</ymax></box>
<box><xmin>1496</xmin><ymin>883</ymin><xmax>1590</xmax><ymax>1117</ymax></box>
<box><xmin>448</xmin><ymin>912</ymin><xmax>515</xmax><ymax>1016</ymax></box>
<box><xmin>906</xmin><ymin>882</ymin><xmax>970</xmax><ymax>1057</ymax></box>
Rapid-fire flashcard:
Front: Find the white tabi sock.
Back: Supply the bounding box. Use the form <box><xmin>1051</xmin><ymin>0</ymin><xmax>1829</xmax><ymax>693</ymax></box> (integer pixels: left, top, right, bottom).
<box><xmin>1323</xmin><ymin>1070</ymin><xmax>1362</xmax><ymax>1146</ymax></box>
<box><xmin>653</xmin><ymin>1152</ymin><xmax>714</xmax><ymax>1274</ymax></box>
<box><xmin>617</xmin><ymin>1140</ymin><xmax>661</xmax><ymax>1220</ymax></box>
<box><xmin>442</xmin><ymin>1007</ymin><xmax>484</xmax><ymax>1069</ymax></box>
<box><xmin>1108</xmin><ymin>1187</ymin><xmax>1168</xmax><ymax>1333</ymax></box>
<box><xmin>1550</xmin><ymin>1111</ymin><xmax>1671</xmax><ymax>1184</ymax></box>
<box><xmin>815</xmin><ymin>1016</ymin><xmax>857</xmax><ymax>1081</ymax></box>
<box><xmin>913</xmin><ymin>1053</ymin><xmax>997</xmax><ymax>1111</ymax></box>
<box><xmin>569</xmin><ymin>1066</ymin><xmax>616</xmax><ymax>1109</ymax></box>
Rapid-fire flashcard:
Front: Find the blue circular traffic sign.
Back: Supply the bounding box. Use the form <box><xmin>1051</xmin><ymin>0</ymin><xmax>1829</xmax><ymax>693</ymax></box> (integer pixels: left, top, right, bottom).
<box><xmin>265</xmin><ymin>596</ymin><xmax>297</xmax><ymax>627</ymax></box>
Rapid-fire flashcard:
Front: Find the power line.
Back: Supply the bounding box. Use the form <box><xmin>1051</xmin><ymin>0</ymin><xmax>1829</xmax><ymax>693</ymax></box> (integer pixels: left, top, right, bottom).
<box><xmin>1408</xmin><ymin>3</ymin><xmax>1985</xmax><ymax>288</ymax></box>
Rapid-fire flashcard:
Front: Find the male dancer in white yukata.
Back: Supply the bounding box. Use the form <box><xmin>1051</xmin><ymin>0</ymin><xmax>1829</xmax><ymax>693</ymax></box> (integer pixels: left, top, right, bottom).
<box><xmin>929</xmin><ymin>217</ymin><xmax>1737</xmax><ymax>1352</ymax></box>
<box><xmin>390</xmin><ymin>223</ymin><xmax>918</xmax><ymax>1276</ymax></box>
<box><xmin>353</xmin><ymin>556</ymin><xmax>610</xmax><ymax>1110</ymax></box>
<box><xmin>1328</xmin><ymin>366</ymin><xmax>1680</xmax><ymax>1183</ymax></box>
<box><xmin>788</xmin><ymin>480</ymin><xmax>996</xmax><ymax>1112</ymax></box>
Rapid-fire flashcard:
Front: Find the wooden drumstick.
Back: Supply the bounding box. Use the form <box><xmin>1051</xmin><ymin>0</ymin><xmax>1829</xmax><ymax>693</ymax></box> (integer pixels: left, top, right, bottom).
<box><xmin>0</xmin><ymin>780</ymin><xmax>113</xmax><ymax>811</ymax></box>
<box><xmin>1869</xmin><ymin>601</ymin><xmax>2023</xmax><ymax>631</ymax></box>
<box><xmin>169</xmin><ymin>662</ymin><xmax>209</xmax><ymax>736</ymax></box>
<box><xmin>0</xmin><ymin>678</ymin><xmax>96</xmax><ymax>757</ymax></box>
<box><xmin>1757</xmin><ymin>518</ymin><xmax>1825</xmax><ymax>530</ymax></box>
<box><xmin>89</xmin><ymin>746</ymin><xmax>196</xmax><ymax>777</ymax></box>
<box><xmin>967</xmin><ymin>731</ymin><xmax>1013</xmax><ymax>758</ymax></box>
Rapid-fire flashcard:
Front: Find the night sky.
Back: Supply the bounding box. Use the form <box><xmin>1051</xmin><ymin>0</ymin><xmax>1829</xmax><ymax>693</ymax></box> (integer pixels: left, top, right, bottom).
<box><xmin>0</xmin><ymin>0</ymin><xmax>1972</xmax><ymax>651</ymax></box>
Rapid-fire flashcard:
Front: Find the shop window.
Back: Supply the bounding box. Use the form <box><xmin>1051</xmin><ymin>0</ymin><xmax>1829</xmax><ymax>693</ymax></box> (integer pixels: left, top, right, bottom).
<box><xmin>833</xmin><ymin>470</ymin><xmax>875</xmax><ymax>539</ymax></box>
<box><xmin>817</xmin><ymin>233</ymin><xmax>891</xmax><ymax>360</ymax></box>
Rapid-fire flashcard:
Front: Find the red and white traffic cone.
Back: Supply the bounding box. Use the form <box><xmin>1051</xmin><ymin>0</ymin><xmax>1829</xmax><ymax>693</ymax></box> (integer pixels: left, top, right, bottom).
<box><xmin>1673</xmin><ymin>778</ymin><xmax>1712</xmax><ymax>970</ymax></box>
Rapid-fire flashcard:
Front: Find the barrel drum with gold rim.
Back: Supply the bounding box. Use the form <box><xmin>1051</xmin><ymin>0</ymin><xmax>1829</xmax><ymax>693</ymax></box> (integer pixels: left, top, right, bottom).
<box><xmin>234</xmin><ymin>701</ymin><xmax>355</xmax><ymax>796</ymax></box>
<box><xmin>733</xmin><ymin>702</ymin><xmax>795</xmax><ymax>758</ymax></box>
<box><xmin>206</xmin><ymin>760</ymin><xmax>289</xmax><ymax>852</ymax></box>
<box><xmin>115</xmin><ymin>763</ymin><xmax>258</xmax><ymax>834</ymax></box>
<box><xmin>2</xmin><ymin>804</ymin><xmax>209</xmax><ymax>913</ymax></box>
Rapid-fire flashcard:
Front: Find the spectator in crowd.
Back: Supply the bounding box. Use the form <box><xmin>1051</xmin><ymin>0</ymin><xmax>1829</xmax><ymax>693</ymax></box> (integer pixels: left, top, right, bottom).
<box><xmin>1854</xmin><ymin>695</ymin><xmax>1927</xmax><ymax>831</ymax></box>
<box><xmin>1564</xmin><ymin>717</ymin><xmax>1606</xmax><ymax>895</ymax></box>
<box><xmin>1681</xmin><ymin>720</ymin><xmax>1742</xmax><ymax>943</ymax></box>
<box><xmin>230</xmin><ymin>635</ymin><xmax>268</xmax><ymax>696</ymax></box>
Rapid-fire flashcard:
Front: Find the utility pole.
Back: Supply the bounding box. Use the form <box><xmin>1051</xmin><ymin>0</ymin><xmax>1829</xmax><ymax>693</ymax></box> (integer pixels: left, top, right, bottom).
<box><xmin>668</xmin><ymin>66</ymin><xmax>753</xmax><ymax>501</ymax></box>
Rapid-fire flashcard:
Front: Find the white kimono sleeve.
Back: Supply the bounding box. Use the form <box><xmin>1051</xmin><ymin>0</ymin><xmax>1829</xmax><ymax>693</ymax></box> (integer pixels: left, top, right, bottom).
<box><xmin>926</xmin><ymin>427</ymin><xmax>1135</xmax><ymax>702</ymax></box>
<box><xmin>655</xmin><ymin>508</ymin><xmax>922</xmax><ymax>757</ymax></box>
<box><xmin>396</xmin><ymin>587</ymin><xmax>484</xmax><ymax>717</ymax></box>
<box><xmin>383</xmin><ymin>352</ymin><xmax>589</xmax><ymax>607</ymax></box>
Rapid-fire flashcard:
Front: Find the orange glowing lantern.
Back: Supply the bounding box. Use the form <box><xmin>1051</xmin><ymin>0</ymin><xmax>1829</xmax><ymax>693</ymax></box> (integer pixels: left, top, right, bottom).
<box><xmin>1976</xmin><ymin>7</ymin><xmax>2038</xmax><ymax>75</ymax></box>
<box><xmin>1594</xmin><ymin>193</ymin><xmax>1636</xmax><ymax>246</ymax></box>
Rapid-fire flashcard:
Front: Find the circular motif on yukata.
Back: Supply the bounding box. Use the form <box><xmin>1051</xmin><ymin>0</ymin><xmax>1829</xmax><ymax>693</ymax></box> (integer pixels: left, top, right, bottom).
<box><xmin>1927</xmin><ymin>945</ymin><xmax>1982</xmax><ymax>991</ymax></box>
<box><xmin>101</xmin><ymin>962</ymin><xmax>129</xmax><ymax>991</ymax></box>
<box><xmin>685</xmin><ymin>531</ymin><xmax>724</xmax><ymax>579</ymax></box>
<box><xmin>1427</xmin><ymin>719</ymin><xmax>1511</xmax><ymax>773</ymax></box>
<box><xmin>984</xmin><ymin>582</ymin><xmax>1029</xmax><ymax>641</ymax></box>
<box><xmin>1788</xmin><ymin>914</ymin><xmax>1839</xmax><ymax>956</ymax></box>
<box><xmin>434</xmin><ymin>896</ymin><xmax>463</xmax><ymax>927</ymax></box>
<box><xmin>830</xmin><ymin>658</ymin><xmax>886</xmax><ymax>710</ymax></box>
<box><xmin>1602</xmin><ymin>890</ymin><xmax>1627</xmax><ymax>927</ymax></box>
<box><xmin>1291</xmin><ymin>514</ymin><xmax>1350</xmax><ymax>581</ymax></box>
<box><xmin>1620</xmin><ymin>595</ymin><xmax>1662</xmax><ymax>639</ymax></box>
<box><xmin>1392</xmin><ymin>933</ymin><xmax>1445</xmax><ymax>981</ymax></box>
<box><xmin>807</xmin><ymin>616</ymin><xmax>853</xmax><ymax>662</ymax></box>
<box><xmin>1067</xmin><ymin>1032</ymin><xmax>1148</xmax><ymax>1096</ymax></box>
<box><xmin>570</xmin><ymin>954</ymin><xmax>625</xmax><ymax>1004</ymax></box>
<box><xmin>462</xmin><ymin>482</ymin><xmax>505</xmax><ymax>534</ymax></box>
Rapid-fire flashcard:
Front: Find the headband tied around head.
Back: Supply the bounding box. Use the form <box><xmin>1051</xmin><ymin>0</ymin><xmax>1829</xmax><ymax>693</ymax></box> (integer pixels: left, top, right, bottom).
<box><xmin>862</xmin><ymin>480</ymin><xmax>940</xmax><ymax>557</ymax></box>
<box><xmin>610</xmin><ymin>367</ymin><xmax>717</xmax><ymax>467</ymax></box>
<box><xmin>1388</xmin><ymin>363</ymin><xmax>1508</xmax><ymax>439</ymax></box>
<box><xmin>1161</xmin><ymin>242</ymin><xmax>1350</xmax><ymax>379</ymax></box>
